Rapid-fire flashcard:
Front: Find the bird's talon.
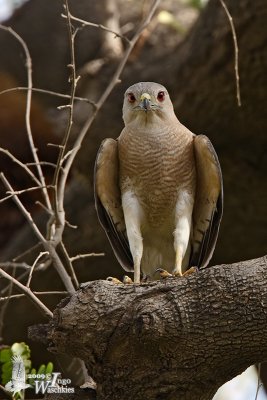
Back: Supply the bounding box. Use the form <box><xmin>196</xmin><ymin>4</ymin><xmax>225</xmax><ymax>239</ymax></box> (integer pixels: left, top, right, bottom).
<box><xmin>106</xmin><ymin>277</ymin><xmax>122</xmax><ymax>284</ymax></box>
<box><xmin>155</xmin><ymin>268</ymin><xmax>173</xmax><ymax>279</ymax></box>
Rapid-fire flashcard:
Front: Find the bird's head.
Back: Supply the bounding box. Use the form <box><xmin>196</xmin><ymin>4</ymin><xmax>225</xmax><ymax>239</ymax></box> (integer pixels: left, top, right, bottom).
<box><xmin>122</xmin><ymin>82</ymin><xmax>177</xmax><ymax>126</ymax></box>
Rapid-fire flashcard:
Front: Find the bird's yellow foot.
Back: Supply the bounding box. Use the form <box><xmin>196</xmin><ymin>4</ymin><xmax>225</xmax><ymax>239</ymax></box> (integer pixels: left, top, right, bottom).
<box><xmin>156</xmin><ymin>267</ymin><xmax>198</xmax><ymax>279</ymax></box>
<box><xmin>182</xmin><ymin>266</ymin><xmax>198</xmax><ymax>276</ymax></box>
<box><xmin>106</xmin><ymin>276</ymin><xmax>134</xmax><ymax>284</ymax></box>
<box><xmin>173</xmin><ymin>266</ymin><xmax>198</xmax><ymax>277</ymax></box>
<box><xmin>106</xmin><ymin>277</ymin><xmax>123</xmax><ymax>284</ymax></box>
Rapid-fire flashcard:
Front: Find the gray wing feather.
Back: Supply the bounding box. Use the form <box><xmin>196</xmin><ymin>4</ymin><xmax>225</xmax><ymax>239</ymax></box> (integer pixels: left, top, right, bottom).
<box><xmin>191</xmin><ymin>135</ymin><xmax>223</xmax><ymax>269</ymax></box>
<box><xmin>94</xmin><ymin>138</ymin><xmax>133</xmax><ymax>272</ymax></box>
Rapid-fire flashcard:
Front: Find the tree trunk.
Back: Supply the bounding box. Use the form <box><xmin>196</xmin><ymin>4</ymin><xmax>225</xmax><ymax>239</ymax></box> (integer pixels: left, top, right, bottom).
<box><xmin>34</xmin><ymin>257</ymin><xmax>267</xmax><ymax>400</ymax></box>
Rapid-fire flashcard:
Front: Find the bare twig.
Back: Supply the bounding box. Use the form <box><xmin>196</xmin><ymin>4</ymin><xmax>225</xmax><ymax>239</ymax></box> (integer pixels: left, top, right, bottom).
<box><xmin>0</xmin><ymin>262</ymin><xmax>30</xmax><ymax>269</ymax></box>
<box><xmin>219</xmin><ymin>0</ymin><xmax>241</xmax><ymax>106</ymax></box>
<box><xmin>0</xmin><ymin>268</ymin><xmax>53</xmax><ymax>318</ymax></box>
<box><xmin>70</xmin><ymin>253</ymin><xmax>105</xmax><ymax>262</ymax></box>
<box><xmin>51</xmin><ymin>0</ymin><xmax>79</xmax><ymax>240</ymax></box>
<box><xmin>0</xmin><ymin>291</ymin><xmax>68</xmax><ymax>302</ymax></box>
<box><xmin>0</xmin><ymin>172</ymin><xmax>47</xmax><ymax>243</ymax></box>
<box><xmin>62</xmin><ymin>13</ymin><xmax>130</xmax><ymax>44</ymax></box>
<box><xmin>26</xmin><ymin>251</ymin><xmax>49</xmax><ymax>287</ymax></box>
<box><xmin>59</xmin><ymin>241</ymin><xmax>79</xmax><ymax>289</ymax></box>
<box><xmin>0</xmin><ymin>259</ymin><xmax>51</xmax><ymax>296</ymax></box>
<box><xmin>0</xmin><ymin>147</ymin><xmax>42</xmax><ymax>187</ymax></box>
<box><xmin>13</xmin><ymin>242</ymin><xmax>42</xmax><ymax>261</ymax></box>
<box><xmin>26</xmin><ymin>161</ymin><xmax>57</xmax><ymax>168</ymax></box>
<box><xmin>0</xmin><ymin>185</ymin><xmax>54</xmax><ymax>204</ymax></box>
<box><xmin>0</xmin><ymin>384</ymin><xmax>10</xmax><ymax>396</ymax></box>
<box><xmin>0</xmin><ymin>86</ymin><xmax>94</xmax><ymax>104</ymax></box>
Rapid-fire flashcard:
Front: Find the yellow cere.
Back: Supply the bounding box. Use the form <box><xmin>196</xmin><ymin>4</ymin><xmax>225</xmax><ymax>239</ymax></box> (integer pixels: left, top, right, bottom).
<box><xmin>140</xmin><ymin>93</ymin><xmax>151</xmax><ymax>101</ymax></box>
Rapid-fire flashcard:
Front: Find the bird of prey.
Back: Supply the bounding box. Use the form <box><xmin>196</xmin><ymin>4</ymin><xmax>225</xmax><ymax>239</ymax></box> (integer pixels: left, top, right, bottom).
<box><xmin>5</xmin><ymin>355</ymin><xmax>31</xmax><ymax>395</ymax></box>
<box><xmin>94</xmin><ymin>82</ymin><xmax>223</xmax><ymax>283</ymax></box>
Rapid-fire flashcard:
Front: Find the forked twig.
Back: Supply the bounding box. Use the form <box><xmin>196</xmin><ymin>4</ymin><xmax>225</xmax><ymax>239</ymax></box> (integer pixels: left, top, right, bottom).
<box><xmin>0</xmin><ymin>268</ymin><xmax>53</xmax><ymax>318</ymax></box>
<box><xmin>62</xmin><ymin>13</ymin><xmax>130</xmax><ymax>44</ymax></box>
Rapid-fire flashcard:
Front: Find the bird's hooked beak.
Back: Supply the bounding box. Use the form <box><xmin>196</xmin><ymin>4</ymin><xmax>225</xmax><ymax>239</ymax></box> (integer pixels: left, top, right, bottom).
<box><xmin>140</xmin><ymin>93</ymin><xmax>152</xmax><ymax>111</ymax></box>
<box><xmin>133</xmin><ymin>92</ymin><xmax>160</xmax><ymax>112</ymax></box>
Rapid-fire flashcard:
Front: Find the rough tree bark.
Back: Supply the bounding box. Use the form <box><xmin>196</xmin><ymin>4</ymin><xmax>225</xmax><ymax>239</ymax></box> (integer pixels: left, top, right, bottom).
<box><xmin>34</xmin><ymin>256</ymin><xmax>267</xmax><ymax>400</ymax></box>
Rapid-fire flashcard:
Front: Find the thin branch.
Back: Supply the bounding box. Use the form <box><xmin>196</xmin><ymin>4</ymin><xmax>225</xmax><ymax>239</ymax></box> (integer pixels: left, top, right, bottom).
<box><xmin>0</xmin><ymin>147</ymin><xmax>42</xmax><ymax>187</ymax></box>
<box><xmin>13</xmin><ymin>242</ymin><xmax>42</xmax><ymax>261</ymax></box>
<box><xmin>62</xmin><ymin>13</ymin><xmax>130</xmax><ymax>44</ymax></box>
<box><xmin>57</xmin><ymin>0</ymin><xmax>161</xmax><ymax>215</ymax></box>
<box><xmin>0</xmin><ymin>262</ymin><xmax>30</xmax><ymax>269</ymax></box>
<box><xmin>219</xmin><ymin>0</ymin><xmax>241</xmax><ymax>106</ymax></box>
<box><xmin>70</xmin><ymin>253</ymin><xmax>105</xmax><ymax>262</ymax></box>
<box><xmin>0</xmin><ymin>384</ymin><xmax>10</xmax><ymax>397</ymax></box>
<box><xmin>0</xmin><ymin>259</ymin><xmax>51</xmax><ymax>296</ymax></box>
<box><xmin>0</xmin><ymin>185</ymin><xmax>54</xmax><ymax>204</ymax></box>
<box><xmin>26</xmin><ymin>251</ymin><xmax>49</xmax><ymax>287</ymax></box>
<box><xmin>26</xmin><ymin>161</ymin><xmax>57</xmax><ymax>168</ymax></box>
<box><xmin>0</xmin><ymin>268</ymin><xmax>53</xmax><ymax>318</ymax></box>
<box><xmin>59</xmin><ymin>242</ymin><xmax>79</xmax><ymax>289</ymax></box>
<box><xmin>0</xmin><ymin>86</ymin><xmax>94</xmax><ymax>104</ymax></box>
<box><xmin>0</xmin><ymin>291</ymin><xmax>68</xmax><ymax>302</ymax></box>
<box><xmin>51</xmin><ymin>0</ymin><xmax>78</xmax><ymax>237</ymax></box>
<box><xmin>0</xmin><ymin>24</ymin><xmax>53</xmax><ymax>210</ymax></box>
<box><xmin>0</xmin><ymin>173</ymin><xmax>46</xmax><ymax>244</ymax></box>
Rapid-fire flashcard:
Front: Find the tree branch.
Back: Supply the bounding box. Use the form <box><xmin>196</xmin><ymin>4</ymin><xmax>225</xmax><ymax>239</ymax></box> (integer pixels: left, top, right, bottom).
<box><xmin>0</xmin><ymin>268</ymin><xmax>53</xmax><ymax>319</ymax></box>
<box><xmin>38</xmin><ymin>256</ymin><xmax>267</xmax><ymax>400</ymax></box>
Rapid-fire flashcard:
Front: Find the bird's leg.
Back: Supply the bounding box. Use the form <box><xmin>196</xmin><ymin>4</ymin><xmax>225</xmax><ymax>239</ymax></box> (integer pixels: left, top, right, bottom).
<box><xmin>122</xmin><ymin>191</ymin><xmax>143</xmax><ymax>284</ymax></box>
<box><xmin>157</xmin><ymin>197</ymin><xmax>193</xmax><ymax>279</ymax></box>
<box><xmin>173</xmin><ymin>245</ymin><xmax>184</xmax><ymax>276</ymax></box>
<box><xmin>172</xmin><ymin>193</ymin><xmax>193</xmax><ymax>277</ymax></box>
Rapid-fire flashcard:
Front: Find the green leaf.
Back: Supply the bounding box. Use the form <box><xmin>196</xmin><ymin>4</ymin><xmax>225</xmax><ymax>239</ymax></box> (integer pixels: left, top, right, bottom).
<box><xmin>1</xmin><ymin>361</ymin><xmax>12</xmax><ymax>385</ymax></box>
<box><xmin>37</xmin><ymin>364</ymin><xmax>46</xmax><ymax>376</ymax></box>
<box><xmin>0</xmin><ymin>348</ymin><xmax>12</xmax><ymax>363</ymax></box>
<box><xmin>28</xmin><ymin>368</ymin><xmax>36</xmax><ymax>386</ymax></box>
<box><xmin>2</xmin><ymin>360</ymin><xmax>12</xmax><ymax>372</ymax></box>
<box><xmin>45</xmin><ymin>362</ymin><xmax>53</xmax><ymax>375</ymax></box>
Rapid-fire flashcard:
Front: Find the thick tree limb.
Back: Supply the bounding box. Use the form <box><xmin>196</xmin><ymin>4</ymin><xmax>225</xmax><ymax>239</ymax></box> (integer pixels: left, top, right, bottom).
<box><xmin>35</xmin><ymin>256</ymin><xmax>267</xmax><ymax>400</ymax></box>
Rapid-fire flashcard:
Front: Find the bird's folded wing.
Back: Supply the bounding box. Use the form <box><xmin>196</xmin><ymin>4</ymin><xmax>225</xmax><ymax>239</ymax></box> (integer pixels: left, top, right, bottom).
<box><xmin>94</xmin><ymin>138</ymin><xmax>133</xmax><ymax>272</ymax></box>
<box><xmin>191</xmin><ymin>135</ymin><xmax>223</xmax><ymax>269</ymax></box>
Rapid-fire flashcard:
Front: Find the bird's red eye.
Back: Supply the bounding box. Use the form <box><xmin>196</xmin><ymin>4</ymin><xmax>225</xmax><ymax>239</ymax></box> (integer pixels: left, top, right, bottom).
<box><xmin>157</xmin><ymin>91</ymin><xmax>165</xmax><ymax>102</ymax></box>
<box><xmin>127</xmin><ymin>93</ymin><xmax>136</xmax><ymax>103</ymax></box>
